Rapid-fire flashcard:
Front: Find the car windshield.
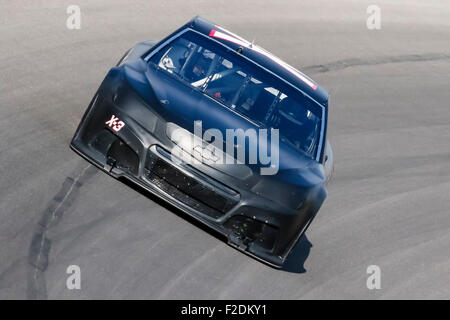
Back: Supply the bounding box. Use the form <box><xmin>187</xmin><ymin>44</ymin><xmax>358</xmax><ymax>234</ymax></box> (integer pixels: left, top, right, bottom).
<box><xmin>148</xmin><ymin>31</ymin><xmax>323</xmax><ymax>159</ymax></box>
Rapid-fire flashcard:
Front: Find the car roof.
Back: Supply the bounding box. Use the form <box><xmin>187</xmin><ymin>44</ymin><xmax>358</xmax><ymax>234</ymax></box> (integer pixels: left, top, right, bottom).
<box><xmin>179</xmin><ymin>16</ymin><xmax>329</xmax><ymax>106</ymax></box>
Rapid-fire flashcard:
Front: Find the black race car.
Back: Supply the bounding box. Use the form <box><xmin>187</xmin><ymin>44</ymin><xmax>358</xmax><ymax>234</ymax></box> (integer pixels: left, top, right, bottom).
<box><xmin>71</xmin><ymin>17</ymin><xmax>333</xmax><ymax>268</ymax></box>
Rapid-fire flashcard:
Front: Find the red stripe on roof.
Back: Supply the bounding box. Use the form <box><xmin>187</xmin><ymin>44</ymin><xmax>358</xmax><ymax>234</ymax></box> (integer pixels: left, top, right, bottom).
<box><xmin>209</xmin><ymin>29</ymin><xmax>317</xmax><ymax>90</ymax></box>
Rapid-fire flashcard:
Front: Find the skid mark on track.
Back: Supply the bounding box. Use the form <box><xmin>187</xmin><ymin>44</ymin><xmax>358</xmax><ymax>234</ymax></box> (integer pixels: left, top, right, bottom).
<box><xmin>302</xmin><ymin>52</ymin><xmax>450</xmax><ymax>74</ymax></box>
<box><xmin>26</xmin><ymin>164</ymin><xmax>98</xmax><ymax>299</ymax></box>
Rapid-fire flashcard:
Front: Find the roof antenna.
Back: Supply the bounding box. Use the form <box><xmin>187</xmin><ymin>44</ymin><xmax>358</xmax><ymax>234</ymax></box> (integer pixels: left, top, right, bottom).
<box><xmin>250</xmin><ymin>38</ymin><xmax>256</xmax><ymax>48</ymax></box>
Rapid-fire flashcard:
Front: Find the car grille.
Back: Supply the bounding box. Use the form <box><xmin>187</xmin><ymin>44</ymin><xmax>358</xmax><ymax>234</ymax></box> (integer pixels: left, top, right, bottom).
<box><xmin>144</xmin><ymin>148</ymin><xmax>239</xmax><ymax>219</ymax></box>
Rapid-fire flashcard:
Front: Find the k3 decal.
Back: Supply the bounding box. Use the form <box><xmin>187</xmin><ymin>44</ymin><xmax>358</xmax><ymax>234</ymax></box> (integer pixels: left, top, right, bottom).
<box><xmin>105</xmin><ymin>115</ymin><xmax>125</xmax><ymax>132</ymax></box>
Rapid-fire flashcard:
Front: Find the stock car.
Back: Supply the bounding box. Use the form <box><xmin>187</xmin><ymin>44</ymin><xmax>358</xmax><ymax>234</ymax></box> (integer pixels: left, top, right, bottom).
<box><xmin>70</xmin><ymin>17</ymin><xmax>333</xmax><ymax>268</ymax></box>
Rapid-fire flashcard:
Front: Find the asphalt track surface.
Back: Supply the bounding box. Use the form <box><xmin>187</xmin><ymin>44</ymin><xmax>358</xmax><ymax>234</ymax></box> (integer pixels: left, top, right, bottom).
<box><xmin>1</xmin><ymin>0</ymin><xmax>449</xmax><ymax>299</ymax></box>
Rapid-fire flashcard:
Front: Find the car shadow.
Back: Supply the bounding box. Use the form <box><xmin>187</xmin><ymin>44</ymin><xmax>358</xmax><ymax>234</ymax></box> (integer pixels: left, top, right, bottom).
<box><xmin>281</xmin><ymin>234</ymin><xmax>313</xmax><ymax>274</ymax></box>
<box><xmin>118</xmin><ymin>177</ymin><xmax>313</xmax><ymax>273</ymax></box>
